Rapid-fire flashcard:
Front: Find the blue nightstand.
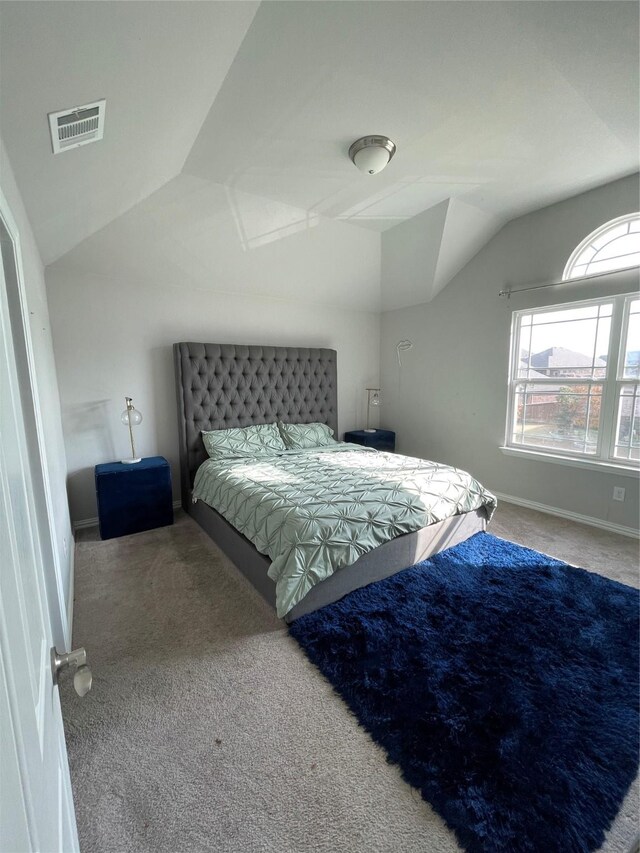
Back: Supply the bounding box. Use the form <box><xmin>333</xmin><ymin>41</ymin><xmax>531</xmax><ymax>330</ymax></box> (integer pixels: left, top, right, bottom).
<box><xmin>344</xmin><ymin>429</ymin><xmax>396</xmax><ymax>452</ymax></box>
<box><xmin>95</xmin><ymin>456</ymin><xmax>173</xmax><ymax>540</ymax></box>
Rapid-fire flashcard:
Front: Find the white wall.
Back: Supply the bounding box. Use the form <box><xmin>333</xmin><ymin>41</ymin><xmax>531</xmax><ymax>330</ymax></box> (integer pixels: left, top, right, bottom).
<box><xmin>380</xmin><ymin>202</ymin><xmax>448</xmax><ymax>310</ymax></box>
<box><xmin>1</xmin><ymin>138</ymin><xmax>73</xmax><ymax>644</ymax></box>
<box><xmin>380</xmin><ymin>199</ymin><xmax>503</xmax><ymax>310</ymax></box>
<box><xmin>46</xmin><ymin>176</ymin><xmax>381</xmax><ymax>524</ymax></box>
<box><xmin>380</xmin><ymin>173</ymin><xmax>640</xmax><ymax>533</ymax></box>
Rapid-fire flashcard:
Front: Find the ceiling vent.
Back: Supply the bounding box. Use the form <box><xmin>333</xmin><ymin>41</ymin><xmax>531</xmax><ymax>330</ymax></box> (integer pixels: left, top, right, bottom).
<box><xmin>48</xmin><ymin>99</ymin><xmax>106</xmax><ymax>154</ymax></box>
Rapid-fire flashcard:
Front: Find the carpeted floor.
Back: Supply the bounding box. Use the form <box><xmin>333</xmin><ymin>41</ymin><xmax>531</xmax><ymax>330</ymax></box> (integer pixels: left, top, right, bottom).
<box><xmin>62</xmin><ymin>504</ymin><xmax>639</xmax><ymax>853</ymax></box>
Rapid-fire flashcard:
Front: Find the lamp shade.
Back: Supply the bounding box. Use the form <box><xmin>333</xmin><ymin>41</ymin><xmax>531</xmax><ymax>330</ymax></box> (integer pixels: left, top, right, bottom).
<box><xmin>121</xmin><ymin>406</ymin><xmax>142</xmax><ymax>427</ymax></box>
<box><xmin>353</xmin><ymin>146</ymin><xmax>390</xmax><ymax>175</ymax></box>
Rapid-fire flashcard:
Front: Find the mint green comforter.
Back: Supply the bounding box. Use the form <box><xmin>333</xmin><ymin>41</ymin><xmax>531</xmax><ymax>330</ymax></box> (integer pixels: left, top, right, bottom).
<box><xmin>192</xmin><ymin>445</ymin><xmax>497</xmax><ymax>617</ymax></box>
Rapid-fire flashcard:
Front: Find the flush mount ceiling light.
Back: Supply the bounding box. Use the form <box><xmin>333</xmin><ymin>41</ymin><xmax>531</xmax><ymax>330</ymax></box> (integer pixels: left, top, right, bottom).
<box><xmin>349</xmin><ymin>135</ymin><xmax>396</xmax><ymax>175</ymax></box>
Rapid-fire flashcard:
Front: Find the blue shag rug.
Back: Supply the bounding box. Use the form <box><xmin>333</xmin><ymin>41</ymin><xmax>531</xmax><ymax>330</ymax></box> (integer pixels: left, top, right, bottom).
<box><xmin>289</xmin><ymin>533</ymin><xmax>639</xmax><ymax>853</ymax></box>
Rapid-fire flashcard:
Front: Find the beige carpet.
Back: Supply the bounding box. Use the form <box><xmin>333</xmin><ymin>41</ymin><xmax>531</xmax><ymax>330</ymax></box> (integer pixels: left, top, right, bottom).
<box><xmin>62</xmin><ymin>504</ymin><xmax>639</xmax><ymax>853</ymax></box>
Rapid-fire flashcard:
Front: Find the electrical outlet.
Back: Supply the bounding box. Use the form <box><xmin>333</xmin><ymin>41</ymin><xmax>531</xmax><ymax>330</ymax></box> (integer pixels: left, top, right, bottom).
<box><xmin>612</xmin><ymin>487</ymin><xmax>625</xmax><ymax>502</ymax></box>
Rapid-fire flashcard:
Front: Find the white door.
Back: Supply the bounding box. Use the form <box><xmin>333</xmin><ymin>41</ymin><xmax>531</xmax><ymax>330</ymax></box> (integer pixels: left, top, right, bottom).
<box><xmin>0</xmin><ymin>213</ymin><xmax>79</xmax><ymax>850</ymax></box>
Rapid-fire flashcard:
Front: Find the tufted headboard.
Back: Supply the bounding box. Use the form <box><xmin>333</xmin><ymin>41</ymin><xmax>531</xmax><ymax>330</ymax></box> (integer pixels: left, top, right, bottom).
<box><xmin>173</xmin><ymin>342</ymin><xmax>338</xmax><ymax>508</ymax></box>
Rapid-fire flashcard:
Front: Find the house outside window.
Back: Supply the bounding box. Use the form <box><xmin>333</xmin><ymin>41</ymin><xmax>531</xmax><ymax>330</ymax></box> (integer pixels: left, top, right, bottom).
<box><xmin>505</xmin><ymin>214</ymin><xmax>640</xmax><ymax>469</ymax></box>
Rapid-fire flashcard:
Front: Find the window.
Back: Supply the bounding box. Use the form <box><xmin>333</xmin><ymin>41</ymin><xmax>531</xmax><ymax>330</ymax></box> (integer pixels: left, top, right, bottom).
<box><xmin>564</xmin><ymin>213</ymin><xmax>640</xmax><ymax>280</ymax></box>
<box><xmin>506</xmin><ymin>294</ymin><xmax>639</xmax><ymax>467</ymax></box>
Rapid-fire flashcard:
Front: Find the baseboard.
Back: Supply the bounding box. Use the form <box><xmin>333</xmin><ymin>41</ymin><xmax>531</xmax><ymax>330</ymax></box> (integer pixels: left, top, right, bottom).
<box><xmin>73</xmin><ymin>517</ymin><xmax>97</xmax><ymax>531</ymax></box>
<box><xmin>493</xmin><ymin>491</ymin><xmax>639</xmax><ymax>539</ymax></box>
<box><xmin>73</xmin><ymin>516</ymin><xmax>99</xmax><ymax>531</ymax></box>
<box><xmin>73</xmin><ymin>500</ymin><xmax>182</xmax><ymax>532</ymax></box>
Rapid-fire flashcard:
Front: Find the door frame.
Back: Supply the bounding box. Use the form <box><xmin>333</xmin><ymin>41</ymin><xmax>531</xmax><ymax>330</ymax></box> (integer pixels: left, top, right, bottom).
<box><xmin>0</xmin><ymin>188</ymin><xmax>72</xmax><ymax>649</ymax></box>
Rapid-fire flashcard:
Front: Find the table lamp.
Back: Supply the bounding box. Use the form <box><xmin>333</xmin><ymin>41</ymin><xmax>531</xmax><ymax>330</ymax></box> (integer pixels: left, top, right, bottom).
<box><xmin>121</xmin><ymin>397</ymin><xmax>142</xmax><ymax>464</ymax></box>
<box><xmin>365</xmin><ymin>388</ymin><xmax>381</xmax><ymax>432</ymax></box>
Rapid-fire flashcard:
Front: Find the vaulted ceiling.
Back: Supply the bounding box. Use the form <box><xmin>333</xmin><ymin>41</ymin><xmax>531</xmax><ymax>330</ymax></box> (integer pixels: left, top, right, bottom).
<box><xmin>1</xmin><ymin>1</ymin><xmax>638</xmax><ymax>274</ymax></box>
<box><xmin>0</xmin><ymin>1</ymin><xmax>260</xmax><ymax>263</ymax></box>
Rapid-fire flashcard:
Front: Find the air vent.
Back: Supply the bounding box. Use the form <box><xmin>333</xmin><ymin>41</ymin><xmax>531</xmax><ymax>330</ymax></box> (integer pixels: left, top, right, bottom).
<box><xmin>48</xmin><ymin>99</ymin><xmax>106</xmax><ymax>154</ymax></box>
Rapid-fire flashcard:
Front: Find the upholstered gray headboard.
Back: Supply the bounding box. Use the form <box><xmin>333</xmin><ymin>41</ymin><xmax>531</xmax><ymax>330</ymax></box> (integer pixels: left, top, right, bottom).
<box><xmin>173</xmin><ymin>342</ymin><xmax>338</xmax><ymax>508</ymax></box>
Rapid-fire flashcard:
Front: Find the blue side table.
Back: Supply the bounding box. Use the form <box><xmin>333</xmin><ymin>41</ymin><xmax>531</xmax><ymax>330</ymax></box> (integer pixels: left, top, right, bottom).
<box><xmin>344</xmin><ymin>429</ymin><xmax>396</xmax><ymax>452</ymax></box>
<box><xmin>95</xmin><ymin>456</ymin><xmax>173</xmax><ymax>540</ymax></box>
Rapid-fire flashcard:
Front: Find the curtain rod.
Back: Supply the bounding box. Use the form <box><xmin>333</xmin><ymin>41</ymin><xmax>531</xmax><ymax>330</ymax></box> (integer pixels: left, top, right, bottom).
<box><xmin>498</xmin><ymin>265</ymin><xmax>639</xmax><ymax>298</ymax></box>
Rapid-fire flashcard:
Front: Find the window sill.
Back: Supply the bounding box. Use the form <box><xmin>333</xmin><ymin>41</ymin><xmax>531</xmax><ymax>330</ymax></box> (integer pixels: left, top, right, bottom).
<box><xmin>499</xmin><ymin>446</ymin><xmax>640</xmax><ymax>478</ymax></box>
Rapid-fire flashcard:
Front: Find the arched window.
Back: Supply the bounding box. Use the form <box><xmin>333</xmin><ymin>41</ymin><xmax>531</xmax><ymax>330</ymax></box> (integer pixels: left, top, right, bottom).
<box><xmin>563</xmin><ymin>212</ymin><xmax>640</xmax><ymax>280</ymax></box>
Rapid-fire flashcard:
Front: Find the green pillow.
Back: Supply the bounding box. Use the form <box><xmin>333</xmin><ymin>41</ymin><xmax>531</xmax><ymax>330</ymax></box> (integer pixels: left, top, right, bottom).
<box><xmin>278</xmin><ymin>421</ymin><xmax>338</xmax><ymax>450</ymax></box>
<box><xmin>201</xmin><ymin>423</ymin><xmax>286</xmax><ymax>460</ymax></box>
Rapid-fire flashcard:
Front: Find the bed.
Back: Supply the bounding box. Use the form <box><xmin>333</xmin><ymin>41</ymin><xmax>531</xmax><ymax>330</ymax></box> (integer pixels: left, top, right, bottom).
<box><xmin>174</xmin><ymin>342</ymin><xmax>496</xmax><ymax>622</ymax></box>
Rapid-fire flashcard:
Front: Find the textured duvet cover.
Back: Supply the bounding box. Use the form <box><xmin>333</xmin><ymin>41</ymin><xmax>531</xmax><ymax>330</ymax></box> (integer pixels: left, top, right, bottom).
<box><xmin>192</xmin><ymin>445</ymin><xmax>497</xmax><ymax>617</ymax></box>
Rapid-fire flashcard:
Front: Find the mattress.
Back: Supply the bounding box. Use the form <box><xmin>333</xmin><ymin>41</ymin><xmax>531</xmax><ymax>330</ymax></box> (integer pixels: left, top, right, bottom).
<box><xmin>192</xmin><ymin>445</ymin><xmax>497</xmax><ymax>617</ymax></box>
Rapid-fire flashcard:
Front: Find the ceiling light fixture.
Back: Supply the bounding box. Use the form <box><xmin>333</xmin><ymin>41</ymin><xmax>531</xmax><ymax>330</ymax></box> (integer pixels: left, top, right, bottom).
<box><xmin>349</xmin><ymin>135</ymin><xmax>396</xmax><ymax>175</ymax></box>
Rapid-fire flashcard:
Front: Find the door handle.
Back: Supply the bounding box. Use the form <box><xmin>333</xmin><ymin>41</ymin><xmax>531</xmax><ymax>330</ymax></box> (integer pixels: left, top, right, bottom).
<box><xmin>51</xmin><ymin>647</ymin><xmax>92</xmax><ymax>697</ymax></box>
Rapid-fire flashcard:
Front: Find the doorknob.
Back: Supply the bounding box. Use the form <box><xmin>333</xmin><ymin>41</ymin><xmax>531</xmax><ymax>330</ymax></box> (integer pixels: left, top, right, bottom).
<box><xmin>51</xmin><ymin>647</ymin><xmax>93</xmax><ymax>697</ymax></box>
